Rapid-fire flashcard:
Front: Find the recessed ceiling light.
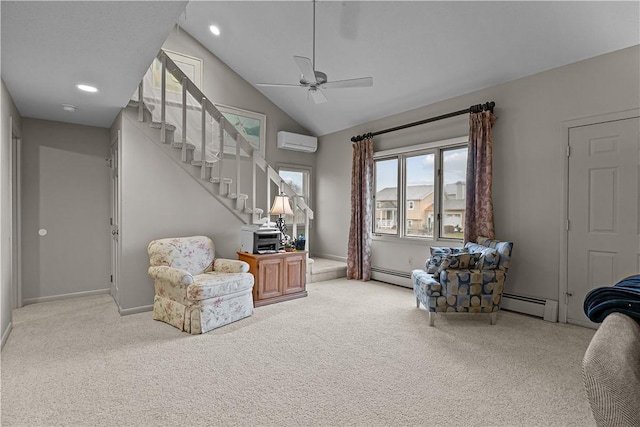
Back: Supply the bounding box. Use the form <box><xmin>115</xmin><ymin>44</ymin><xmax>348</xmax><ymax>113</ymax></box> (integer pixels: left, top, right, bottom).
<box><xmin>209</xmin><ymin>25</ymin><xmax>221</xmax><ymax>36</ymax></box>
<box><xmin>61</xmin><ymin>104</ymin><xmax>77</xmax><ymax>112</ymax></box>
<box><xmin>76</xmin><ymin>84</ymin><xmax>98</xmax><ymax>93</ymax></box>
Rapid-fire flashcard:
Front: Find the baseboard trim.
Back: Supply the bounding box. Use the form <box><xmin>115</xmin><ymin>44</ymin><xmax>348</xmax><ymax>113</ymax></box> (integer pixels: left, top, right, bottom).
<box><xmin>119</xmin><ymin>304</ymin><xmax>153</xmax><ymax>316</ymax></box>
<box><xmin>1</xmin><ymin>322</ymin><xmax>13</xmax><ymax>350</ymax></box>
<box><xmin>22</xmin><ymin>288</ymin><xmax>111</xmax><ymax>305</ymax></box>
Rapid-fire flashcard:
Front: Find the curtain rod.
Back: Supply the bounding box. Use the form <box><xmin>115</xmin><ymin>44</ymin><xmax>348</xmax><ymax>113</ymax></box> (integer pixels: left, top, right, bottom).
<box><xmin>350</xmin><ymin>101</ymin><xmax>495</xmax><ymax>143</ymax></box>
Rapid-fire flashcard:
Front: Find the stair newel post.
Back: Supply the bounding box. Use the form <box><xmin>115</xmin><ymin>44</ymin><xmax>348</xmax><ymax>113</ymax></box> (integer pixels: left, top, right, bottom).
<box><xmin>137</xmin><ymin>80</ymin><xmax>144</xmax><ymax>122</ymax></box>
<box><xmin>181</xmin><ymin>77</ymin><xmax>187</xmax><ymax>162</ymax></box>
<box><xmin>160</xmin><ymin>55</ymin><xmax>167</xmax><ymax>143</ymax></box>
<box><xmin>235</xmin><ymin>134</ymin><xmax>241</xmax><ymax>199</ymax></box>
<box><xmin>200</xmin><ymin>97</ymin><xmax>207</xmax><ymax>180</ymax></box>
<box><xmin>304</xmin><ymin>213</ymin><xmax>310</xmax><ymax>252</ymax></box>
<box><xmin>252</xmin><ymin>151</ymin><xmax>257</xmax><ymax>218</ymax></box>
<box><xmin>217</xmin><ymin>117</ymin><xmax>226</xmax><ymax>195</ymax></box>
<box><xmin>292</xmin><ymin>199</ymin><xmax>298</xmax><ymax>240</ymax></box>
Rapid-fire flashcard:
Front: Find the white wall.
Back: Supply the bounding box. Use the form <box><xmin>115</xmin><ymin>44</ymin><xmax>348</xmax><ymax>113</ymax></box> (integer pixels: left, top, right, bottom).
<box><xmin>1</xmin><ymin>78</ymin><xmax>22</xmax><ymax>348</ymax></box>
<box><xmin>20</xmin><ymin>119</ymin><xmax>111</xmax><ymax>303</ymax></box>
<box><xmin>314</xmin><ymin>45</ymin><xmax>640</xmax><ymax>301</ymax></box>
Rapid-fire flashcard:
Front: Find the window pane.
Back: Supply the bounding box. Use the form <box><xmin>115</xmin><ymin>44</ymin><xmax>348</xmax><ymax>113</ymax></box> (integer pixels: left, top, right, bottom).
<box><xmin>405</xmin><ymin>153</ymin><xmax>435</xmax><ymax>237</ymax></box>
<box><xmin>441</xmin><ymin>147</ymin><xmax>467</xmax><ymax>239</ymax></box>
<box><xmin>279</xmin><ymin>169</ymin><xmax>307</xmax><ymax>225</ymax></box>
<box><xmin>374</xmin><ymin>159</ymin><xmax>398</xmax><ymax>235</ymax></box>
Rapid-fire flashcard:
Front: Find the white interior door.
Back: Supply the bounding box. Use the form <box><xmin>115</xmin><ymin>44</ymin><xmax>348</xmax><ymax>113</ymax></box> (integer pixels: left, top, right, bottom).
<box><xmin>567</xmin><ymin>117</ymin><xmax>639</xmax><ymax>327</ymax></box>
<box><xmin>110</xmin><ymin>133</ymin><xmax>120</xmax><ymax>304</ymax></box>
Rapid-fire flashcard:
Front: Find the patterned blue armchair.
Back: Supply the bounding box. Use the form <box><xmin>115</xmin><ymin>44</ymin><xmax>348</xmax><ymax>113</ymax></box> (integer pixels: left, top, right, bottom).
<box><xmin>411</xmin><ymin>237</ymin><xmax>513</xmax><ymax>326</ymax></box>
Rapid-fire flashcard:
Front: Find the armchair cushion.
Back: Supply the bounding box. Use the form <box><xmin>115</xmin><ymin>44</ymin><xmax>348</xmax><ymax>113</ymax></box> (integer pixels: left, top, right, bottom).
<box><xmin>187</xmin><ymin>272</ymin><xmax>254</xmax><ymax>301</ymax></box>
<box><xmin>426</xmin><ymin>246</ymin><xmax>468</xmax><ymax>274</ymax></box>
<box><xmin>465</xmin><ymin>244</ymin><xmax>501</xmax><ymax>270</ymax></box>
<box><xmin>438</xmin><ymin>252</ymin><xmax>481</xmax><ymax>272</ymax></box>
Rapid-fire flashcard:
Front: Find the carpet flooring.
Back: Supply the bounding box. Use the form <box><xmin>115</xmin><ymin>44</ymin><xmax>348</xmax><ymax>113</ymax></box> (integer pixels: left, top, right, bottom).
<box><xmin>1</xmin><ymin>279</ymin><xmax>596</xmax><ymax>426</ymax></box>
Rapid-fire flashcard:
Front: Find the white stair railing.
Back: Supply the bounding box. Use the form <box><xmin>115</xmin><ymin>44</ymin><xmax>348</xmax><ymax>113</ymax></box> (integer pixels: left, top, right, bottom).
<box><xmin>134</xmin><ymin>49</ymin><xmax>313</xmax><ymax>251</ymax></box>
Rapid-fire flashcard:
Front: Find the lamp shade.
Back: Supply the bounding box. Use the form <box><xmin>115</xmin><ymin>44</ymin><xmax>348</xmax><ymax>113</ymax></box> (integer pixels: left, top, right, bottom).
<box><xmin>269</xmin><ymin>195</ymin><xmax>294</xmax><ymax>216</ymax></box>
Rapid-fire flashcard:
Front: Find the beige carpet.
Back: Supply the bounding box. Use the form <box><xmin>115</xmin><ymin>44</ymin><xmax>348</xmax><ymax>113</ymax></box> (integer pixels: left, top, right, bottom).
<box><xmin>1</xmin><ymin>279</ymin><xmax>596</xmax><ymax>426</ymax></box>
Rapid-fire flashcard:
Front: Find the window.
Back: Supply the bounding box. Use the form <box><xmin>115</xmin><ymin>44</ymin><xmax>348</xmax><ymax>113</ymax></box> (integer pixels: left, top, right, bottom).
<box><xmin>278</xmin><ymin>165</ymin><xmax>310</xmax><ymax>226</ymax></box>
<box><xmin>373</xmin><ymin>137</ymin><xmax>467</xmax><ymax>241</ymax></box>
<box><xmin>373</xmin><ymin>158</ymin><xmax>398</xmax><ymax>235</ymax></box>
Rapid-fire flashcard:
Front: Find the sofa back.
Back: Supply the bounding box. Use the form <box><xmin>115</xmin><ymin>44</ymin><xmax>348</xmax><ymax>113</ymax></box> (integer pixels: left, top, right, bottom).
<box><xmin>465</xmin><ymin>236</ymin><xmax>513</xmax><ymax>272</ymax></box>
<box><xmin>147</xmin><ymin>236</ymin><xmax>215</xmax><ymax>275</ymax></box>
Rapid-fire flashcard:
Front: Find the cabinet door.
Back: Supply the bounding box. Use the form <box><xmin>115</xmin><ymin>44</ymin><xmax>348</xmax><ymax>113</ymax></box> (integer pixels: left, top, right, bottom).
<box><xmin>258</xmin><ymin>257</ymin><xmax>283</xmax><ymax>299</ymax></box>
<box><xmin>282</xmin><ymin>254</ymin><xmax>305</xmax><ymax>294</ymax></box>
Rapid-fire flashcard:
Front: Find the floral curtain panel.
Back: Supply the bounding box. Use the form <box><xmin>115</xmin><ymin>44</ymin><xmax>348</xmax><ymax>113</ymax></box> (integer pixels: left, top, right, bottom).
<box><xmin>464</xmin><ymin>110</ymin><xmax>497</xmax><ymax>243</ymax></box>
<box><xmin>347</xmin><ymin>135</ymin><xmax>374</xmax><ymax>281</ymax></box>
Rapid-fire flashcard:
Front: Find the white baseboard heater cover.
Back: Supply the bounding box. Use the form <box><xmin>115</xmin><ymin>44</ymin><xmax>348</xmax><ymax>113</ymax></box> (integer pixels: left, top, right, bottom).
<box><xmin>502</xmin><ymin>293</ymin><xmax>558</xmax><ymax>322</ymax></box>
<box><xmin>371</xmin><ymin>267</ymin><xmax>559</xmax><ymax>322</ymax></box>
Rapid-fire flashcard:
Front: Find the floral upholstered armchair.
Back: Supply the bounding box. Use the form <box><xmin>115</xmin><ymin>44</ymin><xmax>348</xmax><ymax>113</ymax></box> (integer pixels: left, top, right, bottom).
<box><xmin>147</xmin><ymin>236</ymin><xmax>255</xmax><ymax>334</ymax></box>
<box><xmin>411</xmin><ymin>237</ymin><xmax>513</xmax><ymax>326</ymax></box>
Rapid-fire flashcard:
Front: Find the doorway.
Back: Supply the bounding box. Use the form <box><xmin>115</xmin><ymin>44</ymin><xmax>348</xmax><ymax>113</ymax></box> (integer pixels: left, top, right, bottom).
<box><xmin>566</xmin><ymin>116</ymin><xmax>639</xmax><ymax>327</ymax></box>
<box><xmin>10</xmin><ymin>122</ymin><xmax>22</xmax><ymax>309</ymax></box>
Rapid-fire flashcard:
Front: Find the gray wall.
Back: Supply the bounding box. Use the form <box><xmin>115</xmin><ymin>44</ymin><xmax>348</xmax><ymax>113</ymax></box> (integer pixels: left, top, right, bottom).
<box><xmin>112</xmin><ymin>27</ymin><xmax>324</xmax><ymax>312</ymax></box>
<box><xmin>1</xmin><ymin>78</ymin><xmax>22</xmax><ymax>347</ymax></box>
<box><xmin>20</xmin><ymin>119</ymin><xmax>111</xmax><ymax>303</ymax></box>
<box><xmin>314</xmin><ymin>45</ymin><xmax>640</xmax><ymax>302</ymax></box>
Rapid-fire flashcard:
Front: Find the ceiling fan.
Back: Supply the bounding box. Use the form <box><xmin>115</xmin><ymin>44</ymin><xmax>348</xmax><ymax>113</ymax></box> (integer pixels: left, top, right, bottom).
<box><xmin>256</xmin><ymin>0</ymin><xmax>373</xmax><ymax>104</ymax></box>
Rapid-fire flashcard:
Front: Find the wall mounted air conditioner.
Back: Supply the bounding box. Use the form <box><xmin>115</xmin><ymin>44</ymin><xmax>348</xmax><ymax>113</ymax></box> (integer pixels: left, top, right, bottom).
<box><xmin>277</xmin><ymin>131</ymin><xmax>317</xmax><ymax>153</ymax></box>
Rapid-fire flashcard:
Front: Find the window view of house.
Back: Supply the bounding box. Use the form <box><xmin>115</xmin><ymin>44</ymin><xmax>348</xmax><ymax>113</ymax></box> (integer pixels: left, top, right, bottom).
<box><xmin>405</xmin><ymin>153</ymin><xmax>435</xmax><ymax>237</ymax></box>
<box><xmin>441</xmin><ymin>147</ymin><xmax>467</xmax><ymax>238</ymax></box>
<box><xmin>373</xmin><ymin>144</ymin><xmax>467</xmax><ymax>240</ymax></box>
<box><xmin>374</xmin><ymin>158</ymin><xmax>398</xmax><ymax>235</ymax></box>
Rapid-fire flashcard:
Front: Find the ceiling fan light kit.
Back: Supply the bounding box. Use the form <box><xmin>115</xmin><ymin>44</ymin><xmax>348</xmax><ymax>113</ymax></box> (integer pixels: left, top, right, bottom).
<box><xmin>257</xmin><ymin>0</ymin><xmax>373</xmax><ymax>104</ymax></box>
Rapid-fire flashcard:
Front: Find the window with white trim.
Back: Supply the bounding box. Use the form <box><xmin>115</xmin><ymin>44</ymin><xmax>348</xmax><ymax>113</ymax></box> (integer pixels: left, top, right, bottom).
<box><xmin>278</xmin><ymin>165</ymin><xmax>311</xmax><ymax>226</ymax></box>
<box><xmin>373</xmin><ymin>137</ymin><xmax>468</xmax><ymax>241</ymax></box>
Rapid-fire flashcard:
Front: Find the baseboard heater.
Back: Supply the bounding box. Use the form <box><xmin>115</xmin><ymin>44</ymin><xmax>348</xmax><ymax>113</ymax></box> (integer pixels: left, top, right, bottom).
<box><xmin>502</xmin><ymin>293</ymin><xmax>558</xmax><ymax>322</ymax></box>
<box><xmin>371</xmin><ymin>268</ymin><xmax>559</xmax><ymax>323</ymax></box>
<box><xmin>370</xmin><ymin>267</ymin><xmax>413</xmax><ymax>288</ymax></box>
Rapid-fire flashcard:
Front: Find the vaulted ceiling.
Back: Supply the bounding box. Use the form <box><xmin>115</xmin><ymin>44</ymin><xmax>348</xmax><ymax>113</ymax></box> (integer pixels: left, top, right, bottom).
<box><xmin>2</xmin><ymin>1</ymin><xmax>638</xmax><ymax>135</ymax></box>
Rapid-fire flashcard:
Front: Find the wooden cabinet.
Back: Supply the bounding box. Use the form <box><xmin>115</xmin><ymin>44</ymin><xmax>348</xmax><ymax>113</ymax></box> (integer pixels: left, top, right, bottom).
<box><xmin>238</xmin><ymin>251</ymin><xmax>307</xmax><ymax>307</ymax></box>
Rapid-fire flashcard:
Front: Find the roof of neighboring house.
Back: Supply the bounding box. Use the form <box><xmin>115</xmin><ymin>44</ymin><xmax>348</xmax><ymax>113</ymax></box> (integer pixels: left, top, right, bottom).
<box><xmin>377</xmin><ymin>201</ymin><xmax>396</xmax><ymax>209</ymax></box>
<box><xmin>376</xmin><ymin>185</ymin><xmax>433</xmax><ymax>201</ymax></box>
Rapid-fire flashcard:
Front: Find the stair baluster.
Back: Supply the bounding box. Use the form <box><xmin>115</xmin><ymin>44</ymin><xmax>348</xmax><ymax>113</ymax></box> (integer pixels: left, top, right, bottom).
<box><xmin>160</xmin><ymin>55</ymin><xmax>167</xmax><ymax>143</ymax></box>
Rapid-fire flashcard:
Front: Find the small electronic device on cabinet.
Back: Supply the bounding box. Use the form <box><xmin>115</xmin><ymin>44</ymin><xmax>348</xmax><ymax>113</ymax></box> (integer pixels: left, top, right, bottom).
<box><xmin>240</xmin><ymin>225</ymin><xmax>281</xmax><ymax>254</ymax></box>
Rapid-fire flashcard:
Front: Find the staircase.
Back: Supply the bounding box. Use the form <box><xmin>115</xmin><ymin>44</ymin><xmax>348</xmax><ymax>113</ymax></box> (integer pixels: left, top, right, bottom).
<box><xmin>130</xmin><ymin>50</ymin><xmax>313</xmax><ymax>246</ymax></box>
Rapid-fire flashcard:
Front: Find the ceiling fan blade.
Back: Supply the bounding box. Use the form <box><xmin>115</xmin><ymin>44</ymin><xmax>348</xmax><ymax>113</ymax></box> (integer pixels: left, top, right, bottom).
<box><xmin>309</xmin><ymin>88</ymin><xmax>327</xmax><ymax>104</ymax></box>
<box><xmin>322</xmin><ymin>76</ymin><xmax>373</xmax><ymax>89</ymax></box>
<box><xmin>293</xmin><ymin>56</ymin><xmax>317</xmax><ymax>83</ymax></box>
<box><xmin>256</xmin><ymin>83</ymin><xmax>303</xmax><ymax>88</ymax></box>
